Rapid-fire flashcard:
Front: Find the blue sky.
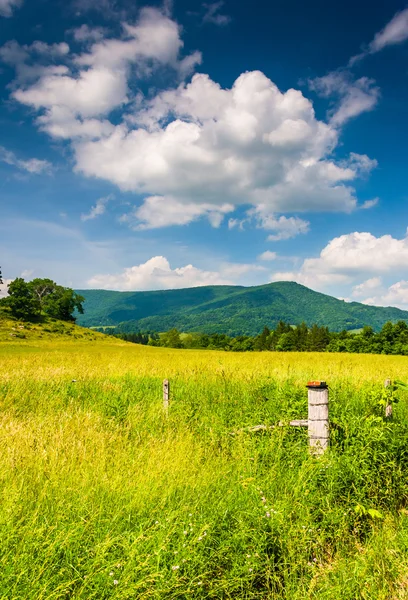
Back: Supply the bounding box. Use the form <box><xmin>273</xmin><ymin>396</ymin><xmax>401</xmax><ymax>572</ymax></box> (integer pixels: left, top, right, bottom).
<box><xmin>1</xmin><ymin>0</ymin><xmax>408</xmax><ymax>308</ymax></box>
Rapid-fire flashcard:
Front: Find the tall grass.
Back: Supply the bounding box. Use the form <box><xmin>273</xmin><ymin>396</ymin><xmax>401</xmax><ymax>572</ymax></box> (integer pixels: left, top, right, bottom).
<box><xmin>1</xmin><ymin>340</ymin><xmax>408</xmax><ymax>598</ymax></box>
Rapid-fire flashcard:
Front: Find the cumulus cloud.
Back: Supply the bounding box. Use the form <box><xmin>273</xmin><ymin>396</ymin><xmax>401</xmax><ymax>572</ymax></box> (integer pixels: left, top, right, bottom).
<box><xmin>80</xmin><ymin>194</ymin><xmax>113</xmax><ymax>221</ymax></box>
<box><xmin>352</xmin><ymin>277</ymin><xmax>382</xmax><ymax>298</ymax></box>
<box><xmin>229</xmin><ymin>208</ymin><xmax>309</xmax><ymax>241</ymax></box>
<box><xmin>350</xmin><ymin>8</ymin><xmax>408</xmax><ymax>65</ymax></box>
<box><xmin>309</xmin><ymin>72</ymin><xmax>380</xmax><ymax>126</ymax></box>
<box><xmin>271</xmin><ymin>231</ymin><xmax>408</xmax><ymax>292</ymax></box>
<box><xmin>73</xmin><ymin>71</ymin><xmax>375</xmax><ymax>223</ymax></box>
<box><xmin>0</xmin><ymin>0</ymin><xmax>22</xmax><ymax>17</ymax></box>
<box><xmin>88</xmin><ymin>256</ymin><xmax>265</xmax><ymax>290</ymax></box>
<box><xmin>4</xmin><ymin>9</ymin><xmax>378</xmax><ymax>231</ymax></box>
<box><xmin>121</xmin><ymin>195</ymin><xmax>234</xmax><ymax>229</ymax></box>
<box><xmin>8</xmin><ymin>8</ymin><xmax>201</xmax><ymax>138</ymax></box>
<box><xmin>0</xmin><ymin>146</ymin><xmax>52</xmax><ymax>174</ymax></box>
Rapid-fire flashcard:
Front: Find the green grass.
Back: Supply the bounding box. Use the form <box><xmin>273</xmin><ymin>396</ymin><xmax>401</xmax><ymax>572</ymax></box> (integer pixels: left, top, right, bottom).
<box><xmin>1</xmin><ymin>339</ymin><xmax>408</xmax><ymax>598</ymax></box>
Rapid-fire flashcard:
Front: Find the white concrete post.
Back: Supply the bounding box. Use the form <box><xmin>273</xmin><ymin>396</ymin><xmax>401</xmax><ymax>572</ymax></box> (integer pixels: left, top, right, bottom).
<box><xmin>385</xmin><ymin>378</ymin><xmax>392</xmax><ymax>418</ymax></box>
<box><xmin>163</xmin><ymin>379</ymin><xmax>170</xmax><ymax>414</ymax></box>
<box><xmin>307</xmin><ymin>381</ymin><xmax>329</xmax><ymax>455</ymax></box>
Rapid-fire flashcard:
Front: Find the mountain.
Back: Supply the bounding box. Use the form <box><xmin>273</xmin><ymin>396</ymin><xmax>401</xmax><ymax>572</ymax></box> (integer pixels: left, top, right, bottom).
<box><xmin>75</xmin><ymin>281</ymin><xmax>408</xmax><ymax>336</ymax></box>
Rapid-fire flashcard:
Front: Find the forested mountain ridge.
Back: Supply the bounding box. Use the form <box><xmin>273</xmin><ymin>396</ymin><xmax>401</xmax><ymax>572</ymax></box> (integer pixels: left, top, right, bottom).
<box><xmin>76</xmin><ymin>282</ymin><xmax>408</xmax><ymax>335</ymax></box>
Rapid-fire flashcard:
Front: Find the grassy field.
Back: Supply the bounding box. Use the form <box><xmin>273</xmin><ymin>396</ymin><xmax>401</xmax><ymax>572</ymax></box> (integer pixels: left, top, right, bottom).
<box><xmin>2</xmin><ymin>335</ymin><xmax>408</xmax><ymax>599</ymax></box>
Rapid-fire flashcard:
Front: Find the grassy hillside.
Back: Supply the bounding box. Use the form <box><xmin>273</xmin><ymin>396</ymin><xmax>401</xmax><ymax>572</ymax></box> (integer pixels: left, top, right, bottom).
<box><xmin>2</xmin><ymin>339</ymin><xmax>408</xmax><ymax>598</ymax></box>
<box><xmin>0</xmin><ymin>308</ymin><xmax>114</xmax><ymax>343</ymax></box>
<box><xmin>76</xmin><ymin>281</ymin><xmax>408</xmax><ymax>334</ymax></box>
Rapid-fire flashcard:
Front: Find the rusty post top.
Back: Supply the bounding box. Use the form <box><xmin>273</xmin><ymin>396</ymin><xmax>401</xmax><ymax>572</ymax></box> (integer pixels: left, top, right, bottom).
<box><xmin>306</xmin><ymin>380</ymin><xmax>327</xmax><ymax>389</ymax></box>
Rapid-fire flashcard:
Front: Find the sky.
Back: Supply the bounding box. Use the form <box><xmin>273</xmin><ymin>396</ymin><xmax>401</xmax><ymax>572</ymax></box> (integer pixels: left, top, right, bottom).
<box><xmin>1</xmin><ymin>0</ymin><xmax>408</xmax><ymax>308</ymax></box>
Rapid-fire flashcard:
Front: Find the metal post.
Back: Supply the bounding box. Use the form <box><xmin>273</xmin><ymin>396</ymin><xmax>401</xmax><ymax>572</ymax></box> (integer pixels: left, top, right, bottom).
<box><xmin>307</xmin><ymin>381</ymin><xmax>329</xmax><ymax>455</ymax></box>
<box><xmin>163</xmin><ymin>379</ymin><xmax>170</xmax><ymax>414</ymax></box>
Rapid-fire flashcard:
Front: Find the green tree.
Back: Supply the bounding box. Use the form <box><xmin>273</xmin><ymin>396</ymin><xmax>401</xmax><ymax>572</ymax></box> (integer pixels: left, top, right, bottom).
<box><xmin>161</xmin><ymin>328</ymin><xmax>184</xmax><ymax>348</ymax></box>
<box><xmin>4</xmin><ymin>278</ymin><xmax>40</xmax><ymax>320</ymax></box>
<box><xmin>42</xmin><ymin>286</ymin><xmax>84</xmax><ymax>321</ymax></box>
<box><xmin>254</xmin><ymin>326</ymin><xmax>271</xmax><ymax>351</ymax></box>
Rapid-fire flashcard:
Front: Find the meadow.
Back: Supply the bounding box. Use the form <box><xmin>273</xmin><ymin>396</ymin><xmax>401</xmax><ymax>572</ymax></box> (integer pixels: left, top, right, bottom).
<box><xmin>2</xmin><ymin>337</ymin><xmax>408</xmax><ymax>599</ymax></box>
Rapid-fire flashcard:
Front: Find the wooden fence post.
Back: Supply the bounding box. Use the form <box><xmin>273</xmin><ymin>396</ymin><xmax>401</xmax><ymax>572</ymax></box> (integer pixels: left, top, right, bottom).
<box><xmin>163</xmin><ymin>379</ymin><xmax>170</xmax><ymax>414</ymax></box>
<box><xmin>307</xmin><ymin>381</ymin><xmax>329</xmax><ymax>455</ymax></box>
<box><xmin>384</xmin><ymin>378</ymin><xmax>392</xmax><ymax>418</ymax></box>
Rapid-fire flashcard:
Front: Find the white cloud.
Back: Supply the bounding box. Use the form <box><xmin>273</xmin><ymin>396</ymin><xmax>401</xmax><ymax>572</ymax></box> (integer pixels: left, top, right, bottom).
<box><xmin>369</xmin><ymin>8</ymin><xmax>408</xmax><ymax>52</ymax></box>
<box><xmin>88</xmin><ymin>256</ymin><xmax>264</xmax><ymax>290</ymax></box>
<box><xmin>350</xmin><ymin>8</ymin><xmax>408</xmax><ymax>64</ymax></box>
<box><xmin>0</xmin><ymin>0</ymin><xmax>22</xmax><ymax>17</ymax></box>
<box><xmin>0</xmin><ymin>146</ymin><xmax>52</xmax><ymax>174</ymax></box>
<box><xmin>309</xmin><ymin>72</ymin><xmax>380</xmax><ymax>126</ymax></box>
<box><xmin>360</xmin><ymin>198</ymin><xmax>379</xmax><ymax>210</ymax></box>
<box><xmin>121</xmin><ymin>195</ymin><xmax>234</xmax><ymax>229</ymax></box>
<box><xmin>251</xmin><ymin>208</ymin><xmax>310</xmax><ymax>241</ymax></box>
<box><xmin>271</xmin><ymin>231</ymin><xmax>408</xmax><ymax>292</ymax></box>
<box><xmin>203</xmin><ymin>2</ymin><xmax>231</xmax><ymax>26</ymax></box>
<box><xmin>258</xmin><ymin>251</ymin><xmax>277</xmax><ymax>261</ymax></box>
<box><xmin>9</xmin><ymin>8</ymin><xmax>201</xmax><ymax>139</ymax></box>
<box><xmin>229</xmin><ymin>208</ymin><xmax>309</xmax><ymax>241</ymax></box>
<box><xmin>81</xmin><ymin>194</ymin><xmax>113</xmax><ymax>221</ymax></box>
<box><xmin>352</xmin><ymin>277</ymin><xmax>382</xmax><ymax>298</ymax></box>
<box><xmin>6</xmin><ymin>11</ymin><xmax>378</xmax><ymax>230</ymax></box>
<box><xmin>72</xmin><ymin>25</ymin><xmax>106</xmax><ymax>42</ymax></box>
<box><xmin>361</xmin><ymin>281</ymin><xmax>408</xmax><ymax>309</ymax></box>
<box><xmin>73</xmin><ymin>71</ymin><xmax>374</xmax><ymax>223</ymax></box>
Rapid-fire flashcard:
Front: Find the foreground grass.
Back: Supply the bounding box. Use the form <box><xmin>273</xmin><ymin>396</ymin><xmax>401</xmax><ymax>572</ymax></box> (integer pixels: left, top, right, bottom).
<box><xmin>2</xmin><ymin>339</ymin><xmax>408</xmax><ymax>598</ymax></box>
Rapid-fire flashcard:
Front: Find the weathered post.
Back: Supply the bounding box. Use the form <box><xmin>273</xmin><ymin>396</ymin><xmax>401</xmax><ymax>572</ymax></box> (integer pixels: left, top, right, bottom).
<box><xmin>163</xmin><ymin>379</ymin><xmax>170</xmax><ymax>414</ymax></box>
<box><xmin>384</xmin><ymin>378</ymin><xmax>392</xmax><ymax>418</ymax></box>
<box><xmin>307</xmin><ymin>381</ymin><xmax>329</xmax><ymax>455</ymax></box>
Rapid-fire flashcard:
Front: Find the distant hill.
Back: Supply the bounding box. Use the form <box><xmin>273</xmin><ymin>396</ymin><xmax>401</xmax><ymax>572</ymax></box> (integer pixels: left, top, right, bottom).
<box><xmin>75</xmin><ymin>281</ymin><xmax>408</xmax><ymax>336</ymax></box>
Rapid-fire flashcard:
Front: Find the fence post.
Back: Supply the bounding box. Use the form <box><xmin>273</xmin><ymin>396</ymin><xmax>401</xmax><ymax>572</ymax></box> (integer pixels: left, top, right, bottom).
<box><xmin>307</xmin><ymin>381</ymin><xmax>329</xmax><ymax>455</ymax></box>
<box><xmin>163</xmin><ymin>379</ymin><xmax>170</xmax><ymax>414</ymax></box>
<box><xmin>384</xmin><ymin>378</ymin><xmax>392</xmax><ymax>418</ymax></box>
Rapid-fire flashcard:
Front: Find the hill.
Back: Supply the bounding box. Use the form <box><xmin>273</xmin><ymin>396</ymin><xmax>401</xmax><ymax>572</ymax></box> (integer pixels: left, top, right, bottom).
<box><xmin>0</xmin><ymin>308</ymin><xmax>113</xmax><ymax>343</ymax></box>
<box><xmin>75</xmin><ymin>281</ymin><xmax>408</xmax><ymax>335</ymax></box>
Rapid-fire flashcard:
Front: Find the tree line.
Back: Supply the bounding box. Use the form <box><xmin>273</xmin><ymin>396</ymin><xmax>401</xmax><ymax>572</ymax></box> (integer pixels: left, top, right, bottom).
<box><xmin>99</xmin><ymin>320</ymin><xmax>408</xmax><ymax>355</ymax></box>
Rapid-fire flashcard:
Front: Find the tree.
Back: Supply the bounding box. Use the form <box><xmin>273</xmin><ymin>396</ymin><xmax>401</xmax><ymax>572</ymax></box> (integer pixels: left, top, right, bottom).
<box><xmin>161</xmin><ymin>328</ymin><xmax>183</xmax><ymax>348</ymax></box>
<box><xmin>0</xmin><ymin>266</ymin><xmax>3</xmax><ymax>286</ymax></box>
<box><xmin>29</xmin><ymin>278</ymin><xmax>57</xmax><ymax>311</ymax></box>
<box><xmin>43</xmin><ymin>287</ymin><xmax>85</xmax><ymax>321</ymax></box>
<box><xmin>5</xmin><ymin>278</ymin><xmax>40</xmax><ymax>320</ymax></box>
<box><xmin>2</xmin><ymin>277</ymin><xmax>84</xmax><ymax>322</ymax></box>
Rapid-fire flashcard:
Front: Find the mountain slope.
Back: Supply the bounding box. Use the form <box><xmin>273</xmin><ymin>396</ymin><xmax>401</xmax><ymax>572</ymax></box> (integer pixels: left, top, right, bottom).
<box><xmin>76</xmin><ymin>282</ymin><xmax>408</xmax><ymax>335</ymax></box>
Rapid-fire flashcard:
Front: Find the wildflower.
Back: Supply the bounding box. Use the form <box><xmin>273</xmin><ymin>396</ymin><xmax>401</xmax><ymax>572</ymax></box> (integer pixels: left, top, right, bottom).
<box><xmin>109</xmin><ymin>572</ymin><xmax>114</xmax><ymax>576</ymax></box>
<box><xmin>266</xmin><ymin>512</ymin><xmax>271</xmax><ymax>518</ymax></box>
<box><xmin>197</xmin><ymin>581</ymin><xmax>202</xmax><ymax>586</ymax></box>
<box><xmin>172</xmin><ymin>565</ymin><xmax>180</xmax><ymax>571</ymax></box>
<box><xmin>261</xmin><ymin>497</ymin><xmax>266</xmax><ymax>504</ymax></box>
<box><xmin>155</xmin><ymin>521</ymin><xmax>159</xmax><ymax>524</ymax></box>
<box><xmin>113</xmin><ymin>580</ymin><xmax>119</xmax><ymax>585</ymax></box>
<box><xmin>183</xmin><ymin>530</ymin><xmax>188</xmax><ymax>535</ymax></box>
<box><xmin>249</xmin><ymin>568</ymin><xmax>253</xmax><ymax>572</ymax></box>
<box><xmin>198</xmin><ymin>536</ymin><xmax>203</xmax><ymax>541</ymax></box>
<box><xmin>203</xmin><ymin>531</ymin><xmax>207</xmax><ymax>536</ymax></box>
<box><xmin>246</xmin><ymin>554</ymin><xmax>251</xmax><ymax>558</ymax></box>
